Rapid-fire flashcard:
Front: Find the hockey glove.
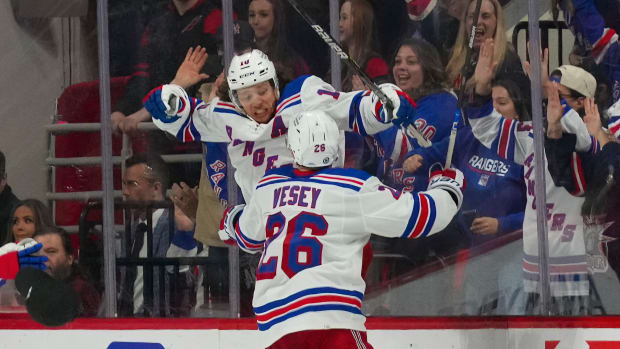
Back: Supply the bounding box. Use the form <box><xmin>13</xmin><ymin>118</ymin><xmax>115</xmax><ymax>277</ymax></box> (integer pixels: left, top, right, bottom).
<box><xmin>371</xmin><ymin>83</ymin><xmax>418</xmax><ymax>126</ymax></box>
<box><xmin>428</xmin><ymin>168</ymin><xmax>465</xmax><ymax>210</ymax></box>
<box><xmin>0</xmin><ymin>238</ymin><xmax>48</xmax><ymax>280</ymax></box>
<box><xmin>143</xmin><ymin>84</ymin><xmax>189</xmax><ymax>123</ymax></box>
<box><xmin>217</xmin><ymin>204</ymin><xmax>246</xmax><ymax>245</ymax></box>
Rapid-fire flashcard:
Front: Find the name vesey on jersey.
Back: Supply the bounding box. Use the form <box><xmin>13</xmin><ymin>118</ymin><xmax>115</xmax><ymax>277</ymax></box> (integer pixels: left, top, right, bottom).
<box><xmin>468</xmin><ymin>155</ymin><xmax>510</xmax><ymax>175</ymax></box>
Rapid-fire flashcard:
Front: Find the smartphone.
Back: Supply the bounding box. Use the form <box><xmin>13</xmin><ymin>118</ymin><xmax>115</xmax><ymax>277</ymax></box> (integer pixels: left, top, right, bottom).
<box><xmin>461</xmin><ymin>209</ymin><xmax>479</xmax><ymax>229</ymax></box>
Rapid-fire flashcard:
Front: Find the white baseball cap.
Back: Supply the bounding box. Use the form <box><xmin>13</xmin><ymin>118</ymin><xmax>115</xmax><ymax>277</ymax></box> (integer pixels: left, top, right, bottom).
<box><xmin>553</xmin><ymin>65</ymin><xmax>597</xmax><ymax>99</ymax></box>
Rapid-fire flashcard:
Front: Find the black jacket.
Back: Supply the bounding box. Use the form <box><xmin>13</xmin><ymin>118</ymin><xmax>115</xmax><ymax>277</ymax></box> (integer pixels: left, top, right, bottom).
<box><xmin>115</xmin><ymin>0</ymin><xmax>225</xmax><ymax>116</ymax></box>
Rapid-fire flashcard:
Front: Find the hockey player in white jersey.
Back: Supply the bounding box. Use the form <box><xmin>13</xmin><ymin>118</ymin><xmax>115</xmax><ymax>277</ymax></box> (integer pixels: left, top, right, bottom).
<box><xmin>219</xmin><ymin>110</ymin><xmax>464</xmax><ymax>348</ymax></box>
<box><xmin>468</xmin><ymin>38</ymin><xmax>600</xmax><ymax>314</ymax></box>
<box><xmin>143</xmin><ymin>47</ymin><xmax>417</xmax><ymax>201</ymax></box>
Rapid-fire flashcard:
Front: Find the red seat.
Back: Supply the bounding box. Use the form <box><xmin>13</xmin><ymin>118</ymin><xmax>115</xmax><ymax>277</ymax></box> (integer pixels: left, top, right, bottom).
<box><xmin>53</xmin><ymin>77</ymin><xmax>147</xmax><ymax>227</ymax></box>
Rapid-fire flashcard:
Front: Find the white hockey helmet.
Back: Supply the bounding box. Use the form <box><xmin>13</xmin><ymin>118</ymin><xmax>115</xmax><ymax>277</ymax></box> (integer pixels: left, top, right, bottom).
<box><xmin>287</xmin><ymin>110</ymin><xmax>340</xmax><ymax>168</ymax></box>
<box><xmin>227</xmin><ymin>49</ymin><xmax>279</xmax><ymax>113</ymax></box>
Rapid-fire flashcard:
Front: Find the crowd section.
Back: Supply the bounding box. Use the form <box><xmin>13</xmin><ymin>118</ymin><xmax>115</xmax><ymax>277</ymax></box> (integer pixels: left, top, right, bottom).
<box><xmin>2</xmin><ymin>0</ymin><xmax>620</xmax><ymax>320</ymax></box>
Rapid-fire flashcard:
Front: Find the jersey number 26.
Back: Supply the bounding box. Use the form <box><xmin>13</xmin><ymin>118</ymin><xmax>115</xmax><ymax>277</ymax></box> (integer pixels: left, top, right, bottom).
<box><xmin>257</xmin><ymin>211</ymin><xmax>328</xmax><ymax>280</ymax></box>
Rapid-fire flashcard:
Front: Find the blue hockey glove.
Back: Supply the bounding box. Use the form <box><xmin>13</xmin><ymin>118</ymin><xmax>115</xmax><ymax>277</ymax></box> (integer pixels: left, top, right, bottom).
<box><xmin>143</xmin><ymin>84</ymin><xmax>188</xmax><ymax>123</ymax></box>
<box><xmin>18</xmin><ymin>240</ymin><xmax>48</xmax><ymax>270</ymax></box>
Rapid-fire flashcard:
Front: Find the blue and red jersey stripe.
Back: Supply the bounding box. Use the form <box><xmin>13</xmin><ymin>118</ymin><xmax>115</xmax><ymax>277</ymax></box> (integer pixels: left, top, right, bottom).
<box><xmin>401</xmin><ymin>193</ymin><xmax>436</xmax><ymax>239</ymax></box>
<box><xmin>254</xmin><ymin>287</ymin><xmax>364</xmax><ymax>331</ymax></box>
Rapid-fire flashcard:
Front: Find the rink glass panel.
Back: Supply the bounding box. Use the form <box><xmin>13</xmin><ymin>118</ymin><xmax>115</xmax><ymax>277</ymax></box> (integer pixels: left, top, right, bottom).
<box><xmin>3</xmin><ymin>0</ymin><xmax>613</xmax><ymax>319</ymax></box>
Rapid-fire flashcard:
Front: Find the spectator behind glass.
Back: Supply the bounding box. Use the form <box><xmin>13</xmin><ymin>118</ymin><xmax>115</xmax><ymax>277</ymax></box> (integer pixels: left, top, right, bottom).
<box><xmin>118</xmin><ymin>153</ymin><xmax>198</xmax><ymax>317</ymax></box>
<box><xmin>34</xmin><ymin>226</ymin><xmax>101</xmax><ymax>317</ymax></box>
<box><xmin>467</xmin><ymin>39</ymin><xmax>596</xmax><ymax>314</ymax></box>
<box><xmin>404</xmin><ymin>73</ymin><xmax>529</xmax><ymax>245</ymax></box>
<box><xmin>404</xmin><ymin>0</ymin><xmax>466</xmax><ymax>65</ymax></box>
<box><xmin>544</xmin><ymin>95</ymin><xmax>620</xmax><ymax>280</ymax></box>
<box><xmin>446</xmin><ymin>0</ymin><xmax>523</xmax><ymax>92</ymax></box>
<box><xmin>364</xmin><ymin>38</ymin><xmax>459</xmax><ymax>279</ymax></box>
<box><xmin>562</xmin><ymin>0</ymin><xmax>620</xmax><ymax>106</ymax></box>
<box><xmin>339</xmin><ymin>0</ymin><xmax>389</xmax><ymax>91</ymax></box>
<box><xmin>338</xmin><ymin>0</ymin><xmax>390</xmax><ymax>170</ymax></box>
<box><xmin>492</xmin><ymin>77</ymin><xmax>532</xmax><ymax>122</ymax></box>
<box><xmin>546</xmin><ymin>65</ymin><xmax>609</xmax><ymax>120</ymax></box>
<box><xmin>4</xmin><ymin>199</ymin><xmax>53</xmax><ymax>244</ymax></box>
<box><xmin>556</xmin><ymin>0</ymin><xmax>620</xmax><ymax>103</ymax></box>
<box><xmin>401</xmin><ymin>74</ymin><xmax>529</xmax><ymax>315</ymax></box>
<box><xmin>248</xmin><ymin>0</ymin><xmax>309</xmax><ymax>85</ymax></box>
<box><xmin>110</xmin><ymin>0</ymin><xmax>229</xmax><ymax>185</ymax></box>
<box><xmin>0</xmin><ymin>150</ymin><xmax>20</xmax><ymax>244</ymax></box>
<box><xmin>373</xmin><ymin>38</ymin><xmax>457</xmax><ymax>193</ymax></box>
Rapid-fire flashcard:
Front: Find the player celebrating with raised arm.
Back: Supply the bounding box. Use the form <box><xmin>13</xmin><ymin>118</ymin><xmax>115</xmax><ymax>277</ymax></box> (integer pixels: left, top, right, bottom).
<box><xmin>219</xmin><ymin>110</ymin><xmax>464</xmax><ymax>348</ymax></box>
<box><xmin>143</xmin><ymin>46</ymin><xmax>417</xmax><ymax>202</ymax></box>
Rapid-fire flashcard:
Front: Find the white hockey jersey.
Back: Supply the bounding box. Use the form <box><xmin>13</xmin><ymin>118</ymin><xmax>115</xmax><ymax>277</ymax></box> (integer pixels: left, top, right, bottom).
<box><xmin>467</xmin><ymin>100</ymin><xmax>598</xmax><ymax>297</ymax></box>
<box><xmin>231</xmin><ymin>166</ymin><xmax>458</xmax><ymax>346</ymax></box>
<box><xmin>144</xmin><ymin>75</ymin><xmax>395</xmax><ymax>201</ymax></box>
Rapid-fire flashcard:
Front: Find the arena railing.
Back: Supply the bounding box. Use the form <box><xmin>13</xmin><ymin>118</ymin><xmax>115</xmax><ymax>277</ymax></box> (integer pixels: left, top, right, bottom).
<box><xmin>512</xmin><ymin>20</ymin><xmax>571</xmax><ymax>69</ymax></box>
<box><xmin>45</xmin><ymin>121</ymin><xmax>202</xmax><ymax>231</ymax></box>
<box><xmin>78</xmin><ymin>200</ymin><xmax>228</xmax><ymax>318</ymax></box>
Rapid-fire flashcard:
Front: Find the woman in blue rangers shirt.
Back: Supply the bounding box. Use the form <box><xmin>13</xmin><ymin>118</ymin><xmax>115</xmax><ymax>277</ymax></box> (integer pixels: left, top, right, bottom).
<box><xmin>403</xmin><ymin>74</ymin><xmax>528</xmax><ymax>246</ymax></box>
<box><xmin>372</xmin><ymin>38</ymin><xmax>457</xmax><ymax>193</ymax></box>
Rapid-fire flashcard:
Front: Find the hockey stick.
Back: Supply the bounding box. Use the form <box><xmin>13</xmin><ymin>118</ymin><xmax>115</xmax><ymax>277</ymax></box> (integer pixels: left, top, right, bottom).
<box><xmin>446</xmin><ymin>0</ymin><xmax>484</xmax><ymax>168</ymax></box>
<box><xmin>285</xmin><ymin>0</ymin><xmax>431</xmax><ymax>148</ymax></box>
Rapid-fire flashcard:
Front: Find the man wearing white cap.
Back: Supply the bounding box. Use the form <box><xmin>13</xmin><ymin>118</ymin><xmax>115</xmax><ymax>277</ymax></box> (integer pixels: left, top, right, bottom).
<box><xmin>548</xmin><ymin>64</ymin><xmax>620</xmax><ymax>141</ymax></box>
<box><xmin>551</xmin><ymin>65</ymin><xmax>597</xmax><ymax>113</ymax></box>
<box><xmin>545</xmin><ymin>65</ymin><xmax>601</xmax><ymax>148</ymax></box>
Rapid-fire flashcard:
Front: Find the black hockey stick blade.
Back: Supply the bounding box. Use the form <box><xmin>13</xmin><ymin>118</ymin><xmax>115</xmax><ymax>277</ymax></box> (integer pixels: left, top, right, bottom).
<box><xmin>15</xmin><ymin>267</ymin><xmax>80</xmax><ymax>327</ymax></box>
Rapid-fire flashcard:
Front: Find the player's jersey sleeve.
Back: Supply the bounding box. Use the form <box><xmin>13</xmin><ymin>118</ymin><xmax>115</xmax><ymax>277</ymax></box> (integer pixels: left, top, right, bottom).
<box><xmin>282</xmin><ymin>75</ymin><xmax>395</xmax><ymax>136</ymax></box>
<box><xmin>356</xmin><ymin>176</ymin><xmax>458</xmax><ymax>239</ymax></box>
<box><xmin>232</xmin><ymin>193</ymin><xmax>267</xmax><ymax>254</ymax></box>
<box><xmin>204</xmin><ymin>142</ymin><xmax>229</xmax><ymax>206</ymax></box>
<box><xmin>466</xmin><ymin>99</ymin><xmax>532</xmax><ymax>165</ymax></box>
<box><xmin>143</xmin><ymin>84</ymin><xmax>271</xmax><ymax>143</ymax></box>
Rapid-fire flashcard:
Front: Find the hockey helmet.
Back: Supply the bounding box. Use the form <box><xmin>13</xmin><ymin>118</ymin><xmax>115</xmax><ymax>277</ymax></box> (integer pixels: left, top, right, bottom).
<box><xmin>227</xmin><ymin>49</ymin><xmax>279</xmax><ymax>115</ymax></box>
<box><xmin>287</xmin><ymin>110</ymin><xmax>340</xmax><ymax>168</ymax></box>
